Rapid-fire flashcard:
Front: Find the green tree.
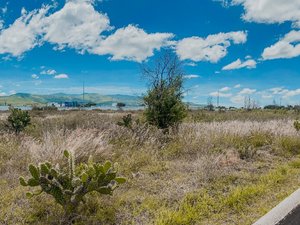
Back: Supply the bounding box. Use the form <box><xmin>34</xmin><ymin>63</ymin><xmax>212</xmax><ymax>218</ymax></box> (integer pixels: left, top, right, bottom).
<box><xmin>142</xmin><ymin>52</ymin><xmax>187</xmax><ymax>129</ymax></box>
<box><xmin>116</xmin><ymin>102</ymin><xmax>126</xmax><ymax>111</ymax></box>
<box><xmin>7</xmin><ymin>108</ymin><xmax>31</xmax><ymax>134</ymax></box>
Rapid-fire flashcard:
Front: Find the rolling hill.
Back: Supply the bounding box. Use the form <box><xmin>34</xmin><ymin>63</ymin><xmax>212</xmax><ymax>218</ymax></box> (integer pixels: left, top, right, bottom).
<box><xmin>0</xmin><ymin>93</ymin><xmax>143</xmax><ymax>106</ymax></box>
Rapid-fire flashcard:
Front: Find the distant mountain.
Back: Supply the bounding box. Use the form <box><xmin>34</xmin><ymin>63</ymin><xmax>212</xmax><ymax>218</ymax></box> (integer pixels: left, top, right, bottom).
<box><xmin>0</xmin><ymin>93</ymin><xmax>143</xmax><ymax>106</ymax></box>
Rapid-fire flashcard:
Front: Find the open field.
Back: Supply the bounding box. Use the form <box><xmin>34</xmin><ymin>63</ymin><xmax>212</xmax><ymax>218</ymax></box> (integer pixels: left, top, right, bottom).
<box><xmin>1</xmin><ymin>109</ymin><xmax>300</xmax><ymax>224</ymax></box>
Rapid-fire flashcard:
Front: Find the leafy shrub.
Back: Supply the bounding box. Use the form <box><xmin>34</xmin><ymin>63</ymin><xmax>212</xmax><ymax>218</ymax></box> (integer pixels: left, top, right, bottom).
<box><xmin>117</xmin><ymin>114</ymin><xmax>133</xmax><ymax>129</ymax></box>
<box><xmin>144</xmin><ymin>87</ymin><xmax>187</xmax><ymax>130</ymax></box>
<box><xmin>7</xmin><ymin>108</ymin><xmax>31</xmax><ymax>134</ymax></box>
<box><xmin>294</xmin><ymin>120</ymin><xmax>300</xmax><ymax>132</ymax></box>
<box><xmin>19</xmin><ymin>150</ymin><xmax>126</xmax><ymax>221</ymax></box>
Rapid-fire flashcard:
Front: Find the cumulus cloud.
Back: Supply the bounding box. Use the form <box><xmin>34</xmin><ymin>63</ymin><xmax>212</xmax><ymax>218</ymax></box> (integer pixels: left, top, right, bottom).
<box><xmin>230</xmin><ymin>95</ymin><xmax>245</xmax><ymax>104</ymax></box>
<box><xmin>222</xmin><ymin>58</ymin><xmax>256</xmax><ymax>70</ymax></box>
<box><xmin>40</xmin><ymin>69</ymin><xmax>57</xmax><ymax>75</ymax></box>
<box><xmin>176</xmin><ymin>31</ymin><xmax>247</xmax><ymax>63</ymax></box>
<box><xmin>239</xmin><ymin>88</ymin><xmax>256</xmax><ymax>95</ymax></box>
<box><xmin>210</xmin><ymin>91</ymin><xmax>232</xmax><ymax>97</ymax></box>
<box><xmin>282</xmin><ymin>89</ymin><xmax>300</xmax><ymax>98</ymax></box>
<box><xmin>262</xmin><ymin>30</ymin><xmax>300</xmax><ymax>60</ymax></box>
<box><xmin>1</xmin><ymin>6</ymin><xmax>7</xmax><ymax>14</ymax></box>
<box><xmin>257</xmin><ymin>87</ymin><xmax>300</xmax><ymax>100</ymax></box>
<box><xmin>9</xmin><ymin>90</ymin><xmax>16</xmax><ymax>95</ymax></box>
<box><xmin>0</xmin><ymin>6</ymin><xmax>49</xmax><ymax>56</ymax></box>
<box><xmin>54</xmin><ymin>74</ymin><xmax>69</xmax><ymax>79</ymax></box>
<box><xmin>234</xmin><ymin>84</ymin><xmax>241</xmax><ymax>88</ymax></box>
<box><xmin>43</xmin><ymin>1</ymin><xmax>111</xmax><ymax>52</ymax></box>
<box><xmin>184</xmin><ymin>74</ymin><xmax>200</xmax><ymax>79</ymax></box>
<box><xmin>209</xmin><ymin>86</ymin><xmax>232</xmax><ymax>98</ymax></box>
<box><xmin>91</xmin><ymin>25</ymin><xmax>174</xmax><ymax>62</ymax></box>
<box><xmin>219</xmin><ymin>86</ymin><xmax>231</xmax><ymax>92</ymax></box>
<box><xmin>185</xmin><ymin>62</ymin><xmax>197</xmax><ymax>67</ymax></box>
<box><xmin>0</xmin><ymin>1</ymin><xmax>172</xmax><ymax>62</ymax></box>
<box><xmin>269</xmin><ymin>87</ymin><xmax>288</xmax><ymax>95</ymax></box>
<box><xmin>31</xmin><ymin>74</ymin><xmax>39</xmax><ymax>79</ymax></box>
<box><xmin>261</xmin><ymin>94</ymin><xmax>273</xmax><ymax>99</ymax></box>
<box><xmin>231</xmin><ymin>0</ymin><xmax>300</xmax><ymax>28</ymax></box>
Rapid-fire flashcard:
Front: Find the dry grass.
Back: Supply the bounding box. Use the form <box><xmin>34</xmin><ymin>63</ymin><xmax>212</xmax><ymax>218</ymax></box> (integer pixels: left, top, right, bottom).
<box><xmin>1</xmin><ymin>110</ymin><xmax>300</xmax><ymax>224</ymax></box>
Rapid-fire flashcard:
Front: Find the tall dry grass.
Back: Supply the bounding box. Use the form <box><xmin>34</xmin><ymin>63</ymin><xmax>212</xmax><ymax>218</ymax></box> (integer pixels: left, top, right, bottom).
<box><xmin>1</xmin><ymin>110</ymin><xmax>300</xmax><ymax>224</ymax></box>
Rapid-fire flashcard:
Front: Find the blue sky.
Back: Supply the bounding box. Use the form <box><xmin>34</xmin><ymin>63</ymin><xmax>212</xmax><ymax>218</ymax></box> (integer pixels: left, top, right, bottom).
<box><xmin>0</xmin><ymin>0</ymin><xmax>300</xmax><ymax>106</ymax></box>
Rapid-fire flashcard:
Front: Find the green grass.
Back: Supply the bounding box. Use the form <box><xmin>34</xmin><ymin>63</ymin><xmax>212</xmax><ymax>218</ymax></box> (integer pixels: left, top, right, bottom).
<box><xmin>1</xmin><ymin>110</ymin><xmax>300</xmax><ymax>224</ymax></box>
<box><xmin>156</xmin><ymin>159</ymin><xmax>300</xmax><ymax>225</ymax></box>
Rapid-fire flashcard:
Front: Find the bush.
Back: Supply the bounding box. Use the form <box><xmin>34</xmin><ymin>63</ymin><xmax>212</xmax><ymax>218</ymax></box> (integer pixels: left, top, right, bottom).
<box><xmin>117</xmin><ymin>114</ymin><xmax>133</xmax><ymax>129</ymax></box>
<box><xmin>116</xmin><ymin>102</ymin><xmax>126</xmax><ymax>111</ymax></box>
<box><xmin>278</xmin><ymin>136</ymin><xmax>300</xmax><ymax>155</ymax></box>
<box><xmin>294</xmin><ymin>120</ymin><xmax>300</xmax><ymax>132</ymax></box>
<box><xmin>142</xmin><ymin>52</ymin><xmax>187</xmax><ymax>129</ymax></box>
<box><xmin>32</xmin><ymin>105</ymin><xmax>58</xmax><ymax>111</ymax></box>
<box><xmin>7</xmin><ymin>108</ymin><xmax>31</xmax><ymax>134</ymax></box>
<box><xmin>19</xmin><ymin>150</ymin><xmax>126</xmax><ymax>221</ymax></box>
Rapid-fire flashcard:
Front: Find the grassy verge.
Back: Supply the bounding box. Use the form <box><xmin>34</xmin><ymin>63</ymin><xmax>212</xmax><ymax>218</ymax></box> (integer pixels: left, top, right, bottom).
<box><xmin>155</xmin><ymin>158</ymin><xmax>300</xmax><ymax>225</ymax></box>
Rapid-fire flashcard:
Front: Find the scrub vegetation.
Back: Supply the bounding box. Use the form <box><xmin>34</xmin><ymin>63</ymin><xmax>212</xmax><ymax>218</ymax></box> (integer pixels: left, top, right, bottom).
<box><xmin>1</xmin><ymin>109</ymin><xmax>300</xmax><ymax>224</ymax></box>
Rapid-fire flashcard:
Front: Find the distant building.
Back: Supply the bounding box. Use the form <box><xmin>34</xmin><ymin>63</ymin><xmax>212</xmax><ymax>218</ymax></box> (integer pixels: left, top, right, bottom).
<box><xmin>64</xmin><ymin>101</ymin><xmax>79</xmax><ymax>107</ymax></box>
<box><xmin>47</xmin><ymin>102</ymin><xmax>61</xmax><ymax>107</ymax></box>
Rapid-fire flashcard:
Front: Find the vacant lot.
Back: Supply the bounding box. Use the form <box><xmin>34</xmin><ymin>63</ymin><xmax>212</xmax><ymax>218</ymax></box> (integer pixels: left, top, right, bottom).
<box><xmin>1</xmin><ymin>109</ymin><xmax>300</xmax><ymax>225</ymax></box>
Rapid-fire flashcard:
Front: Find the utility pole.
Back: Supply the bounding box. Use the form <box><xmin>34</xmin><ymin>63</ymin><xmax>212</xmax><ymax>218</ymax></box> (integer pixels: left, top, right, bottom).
<box><xmin>83</xmin><ymin>81</ymin><xmax>85</xmax><ymax>103</ymax></box>
<box><xmin>279</xmin><ymin>97</ymin><xmax>282</xmax><ymax>106</ymax></box>
<box><xmin>217</xmin><ymin>90</ymin><xmax>220</xmax><ymax>108</ymax></box>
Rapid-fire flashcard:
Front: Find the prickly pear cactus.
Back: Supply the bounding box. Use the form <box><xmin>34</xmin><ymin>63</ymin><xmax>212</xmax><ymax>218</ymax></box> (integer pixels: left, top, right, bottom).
<box><xmin>19</xmin><ymin>150</ymin><xmax>126</xmax><ymax>218</ymax></box>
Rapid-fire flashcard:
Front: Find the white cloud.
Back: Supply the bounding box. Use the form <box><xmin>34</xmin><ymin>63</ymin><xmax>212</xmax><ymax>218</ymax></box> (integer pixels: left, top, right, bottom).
<box><xmin>239</xmin><ymin>88</ymin><xmax>256</xmax><ymax>95</ymax></box>
<box><xmin>0</xmin><ymin>20</ymin><xmax>3</xmax><ymax>30</ymax></box>
<box><xmin>0</xmin><ymin>2</ymin><xmax>172</xmax><ymax>62</ymax></box>
<box><xmin>184</xmin><ymin>74</ymin><xmax>200</xmax><ymax>79</ymax></box>
<box><xmin>234</xmin><ymin>84</ymin><xmax>241</xmax><ymax>88</ymax></box>
<box><xmin>222</xmin><ymin>58</ymin><xmax>256</xmax><ymax>70</ymax></box>
<box><xmin>0</xmin><ymin>4</ymin><xmax>8</xmax><ymax>17</ymax></box>
<box><xmin>219</xmin><ymin>86</ymin><xmax>231</xmax><ymax>92</ymax></box>
<box><xmin>261</xmin><ymin>94</ymin><xmax>273</xmax><ymax>99</ymax></box>
<box><xmin>185</xmin><ymin>62</ymin><xmax>197</xmax><ymax>67</ymax></box>
<box><xmin>40</xmin><ymin>69</ymin><xmax>57</xmax><ymax>75</ymax></box>
<box><xmin>257</xmin><ymin>87</ymin><xmax>300</xmax><ymax>100</ymax></box>
<box><xmin>230</xmin><ymin>95</ymin><xmax>245</xmax><ymax>104</ymax></box>
<box><xmin>91</xmin><ymin>25</ymin><xmax>174</xmax><ymax>62</ymax></box>
<box><xmin>9</xmin><ymin>90</ymin><xmax>16</xmax><ymax>95</ymax></box>
<box><xmin>283</xmin><ymin>89</ymin><xmax>300</xmax><ymax>98</ymax></box>
<box><xmin>31</xmin><ymin>74</ymin><xmax>39</xmax><ymax>79</ymax></box>
<box><xmin>269</xmin><ymin>87</ymin><xmax>288</xmax><ymax>95</ymax></box>
<box><xmin>209</xmin><ymin>91</ymin><xmax>232</xmax><ymax>97</ymax></box>
<box><xmin>1</xmin><ymin>6</ymin><xmax>7</xmax><ymax>14</ymax></box>
<box><xmin>44</xmin><ymin>1</ymin><xmax>111</xmax><ymax>52</ymax></box>
<box><xmin>54</xmin><ymin>74</ymin><xmax>69</xmax><ymax>79</ymax></box>
<box><xmin>0</xmin><ymin>5</ymin><xmax>49</xmax><ymax>56</ymax></box>
<box><xmin>231</xmin><ymin>0</ymin><xmax>300</xmax><ymax>28</ymax></box>
<box><xmin>262</xmin><ymin>30</ymin><xmax>300</xmax><ymax>60</ymax></box>
<box><xmin>175</xmin><ymin>31</ymin><xmax>247</xmax><ymax>63</ymax></box>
